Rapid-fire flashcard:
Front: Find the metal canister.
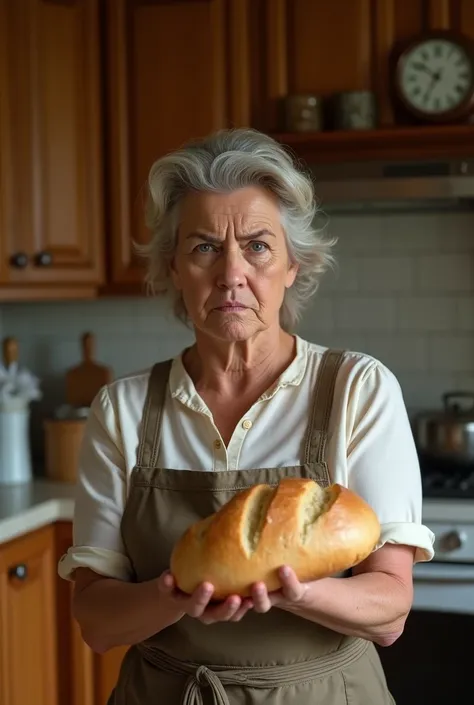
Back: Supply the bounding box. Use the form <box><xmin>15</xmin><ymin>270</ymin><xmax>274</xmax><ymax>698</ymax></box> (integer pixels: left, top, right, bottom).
<box><xmin>284</xmin><ymin>94</ymin><xmax>324</xmax><ymax>132</ymax></box>
<box><xmin>334</xmin><ymin>90</ymin><xmax>377</xmax><ymax>130</ymax></box>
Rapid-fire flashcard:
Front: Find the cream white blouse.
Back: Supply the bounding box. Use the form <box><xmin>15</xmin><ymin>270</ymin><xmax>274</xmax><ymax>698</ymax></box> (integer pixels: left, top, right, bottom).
<box><xmin>58</xmin><ymin>336</ymin><xmax>435</xmax><ymax>581</ymax></box>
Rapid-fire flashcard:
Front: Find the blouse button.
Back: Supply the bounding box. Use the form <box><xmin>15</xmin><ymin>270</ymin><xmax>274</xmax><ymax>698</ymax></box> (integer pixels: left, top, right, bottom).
<box><xmin>242</xmin><ymin>419</ymin><xmax>252</xmax><ymax>430</ymax></box>
<box><xmin>214</xmin><ymin>439</ymin><xmax>222</xmax><ymax>450</ymax></box>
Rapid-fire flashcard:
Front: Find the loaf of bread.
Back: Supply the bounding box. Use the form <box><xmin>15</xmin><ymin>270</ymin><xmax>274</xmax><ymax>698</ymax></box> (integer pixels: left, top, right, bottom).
<box><xmin>170</xmin><ymin>477</ymin><xmax>381</xmax><ymax>599</ymax></box>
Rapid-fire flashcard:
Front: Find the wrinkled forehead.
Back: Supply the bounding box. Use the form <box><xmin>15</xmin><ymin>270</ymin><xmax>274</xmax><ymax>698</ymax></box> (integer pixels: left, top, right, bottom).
<box><xmin>177</xmin><ymin>186</ymin><xmax>283</xmax><ymax>237</ymax></box>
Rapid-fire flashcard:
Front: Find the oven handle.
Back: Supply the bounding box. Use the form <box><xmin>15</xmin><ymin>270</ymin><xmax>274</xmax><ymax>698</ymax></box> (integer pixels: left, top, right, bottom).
<box><xmin>413</xmin><ymin>562</ymin><xmax>474</xmax><ymax>582</ymax></box>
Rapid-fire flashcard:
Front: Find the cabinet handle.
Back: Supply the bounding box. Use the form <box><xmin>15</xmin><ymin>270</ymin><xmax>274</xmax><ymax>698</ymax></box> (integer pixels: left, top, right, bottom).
<box><xmin>8</xmin><ymin>564</ymin><xmax>28</xmax><ymax>581</ymax></box>
<box><xmin>10</xmin><ymin>252</ymin><xmax>29</xmax><ymax>269</ymax></box>
<box><xmin>34</xmin><ymin>250</ymin><xmax>53</xmax><ymax>267</ymax></box>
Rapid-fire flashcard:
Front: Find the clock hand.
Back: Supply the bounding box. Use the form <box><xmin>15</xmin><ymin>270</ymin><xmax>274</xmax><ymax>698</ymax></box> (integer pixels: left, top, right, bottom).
<box><xmin>422</xmin><ymin>69</ymin><xmax>442</xmax><ymax>104</ymax></box>
<box><xmin>412</xmin><ymin>62</ymin><xmax>437</xmax><ymax>78</ymax></box>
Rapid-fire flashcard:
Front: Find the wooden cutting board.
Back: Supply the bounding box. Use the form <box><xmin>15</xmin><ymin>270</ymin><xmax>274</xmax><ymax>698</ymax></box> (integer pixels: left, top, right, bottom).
<box><xmin>65</xmin><ymin>332</ymin><xmax>113</xmax><ymax>408</ymax></box>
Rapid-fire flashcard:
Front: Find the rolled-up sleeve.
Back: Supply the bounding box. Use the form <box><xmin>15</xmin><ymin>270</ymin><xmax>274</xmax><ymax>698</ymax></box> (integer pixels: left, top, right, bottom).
<box><xmin>58</xmin><ymin>386</ymin><xmax>133</xmax><ymax>581</ymax></box>
<box><xmin>344</xmin><ymin>360</ymin><xmax>435</xmax><ymax>563</ymax></box>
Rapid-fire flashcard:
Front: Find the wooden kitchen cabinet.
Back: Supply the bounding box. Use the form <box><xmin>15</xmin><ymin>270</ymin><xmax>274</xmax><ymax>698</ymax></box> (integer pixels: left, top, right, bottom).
<box><xmin>254</xmin><ymin>0</ymin><xmax>474</xmax><ymax>162</ymax></box>
<box><xmin>0</xmin><ymin>0</ymin><xmax>104</xmax><ymax>300</ymax></box>
<box><xmin>248</xmin><ymin>0</ymin><xmax>375</xmax><ymax>133</ymax></box>
<box><xmin>2</xmin><ymin>0</ymin><xmax>474</xmax><ymax>303</ymax></box>
<box><xmin>0</xmin><ymin>525</ymin><xmax>58</xmax><ymax>705</ymax></box>
<box><xmin>253</xmin><ymin>0</ymin><xmax>474</xmax><ymax>133</ymax></box>
<box><xmin>0</xmin><ymin>522</ymin><xmax>126</xmax><ymax>705</ymax></box>
<box><xmin>54</xmin><ymin>521</ymin><xmax>128</xmax><ymax>705</ymax></box>
<box><xmin>104</xmin><ymin>0</ymin><xmax>251</xmax><ymax>289</ymax></box>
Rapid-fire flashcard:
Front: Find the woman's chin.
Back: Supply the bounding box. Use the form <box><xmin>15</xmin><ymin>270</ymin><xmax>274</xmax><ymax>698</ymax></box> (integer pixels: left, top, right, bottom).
<box><xmin>198</xmin><ymin>318</ymin><xmax>259</xmax><ymax>342</ymax></box>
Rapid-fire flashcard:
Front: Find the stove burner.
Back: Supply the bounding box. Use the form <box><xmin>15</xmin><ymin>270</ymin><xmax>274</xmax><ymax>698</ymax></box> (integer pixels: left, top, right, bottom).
<box><xmin>418</xmin><ymin>450</ymin><xmax>474</xmax><ymax>499</ymax></box>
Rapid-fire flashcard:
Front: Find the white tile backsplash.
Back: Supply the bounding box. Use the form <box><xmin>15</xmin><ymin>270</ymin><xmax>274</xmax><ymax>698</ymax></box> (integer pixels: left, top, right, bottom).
<box><xmin>427</xmin><ymin>334</ymin><xmax>474</xmax><ymax>373</ymax></box>
<box><xmin>417</xmin><ymin>253</ymin><xmax>474</xmax><ymax>292</ymax></box>
<box><xmin>358</xmin><ymin>256</ymin><xmax>415</xmax><ymax>292</ymax></box>
<box><xmin>396</xmin><ymin>297</ymin><xmax>457</xmax><ymax>332</ymax></box>
<box><xmin>2</xmin><ymin>209</ymin><xmax>474</xmax><ymax>462</ymax></box>
<box><xmin>364</xmin><ymin>334</ymin><xmax>428</xmax><ymax>372</ymax></box>
<box><xmin>456</xmin><ymin>297</ymin><xmax>474</xmax><ymax>331</ymax></box>
<box><xmin>334</xmin><ymin>296</ymin><xmax>397</xmax><ymax>330</ymax></box>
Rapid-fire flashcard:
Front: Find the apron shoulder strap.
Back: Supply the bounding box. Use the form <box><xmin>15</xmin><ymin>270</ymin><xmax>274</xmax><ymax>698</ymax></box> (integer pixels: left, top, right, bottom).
<box><xmin>136</xmin><ymin>359</ymin><xmax>173</xmax><ymax>468</ymax></box>
<box><xmin>303</xmin><ymin>348</ymin><xmax>346</xmax><ymax>465</ymax></box>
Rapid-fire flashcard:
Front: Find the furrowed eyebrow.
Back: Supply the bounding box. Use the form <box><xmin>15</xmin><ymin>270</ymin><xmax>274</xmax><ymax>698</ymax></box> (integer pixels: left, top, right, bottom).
<box><xmin>185</xmin><ymin>229</ymin><xmax>275</xmax><ymax>242</ymax></box>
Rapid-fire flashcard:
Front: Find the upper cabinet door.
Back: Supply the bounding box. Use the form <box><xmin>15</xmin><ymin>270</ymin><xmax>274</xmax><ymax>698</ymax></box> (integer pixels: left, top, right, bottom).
<box><xmin>105</xmin><ymin>0</ymin><xmax>251</xmax><ymax>289</ymax></box>
<box><xmin>249</xmin><ymin>0</ymin><xmax>373</xmax><ymax>132</ymax></box>
<box><xmin>0</xmin><ymin>0</ymin><xmax>104</xmax><ymax>291</ymax></box>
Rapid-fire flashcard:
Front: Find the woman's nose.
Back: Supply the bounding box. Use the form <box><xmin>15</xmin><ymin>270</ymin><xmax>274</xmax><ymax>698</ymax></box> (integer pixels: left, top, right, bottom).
<box><xmin>215</xmin><ymin>248</ymin><xmax>246</xmax><ymax>289</ymax></box>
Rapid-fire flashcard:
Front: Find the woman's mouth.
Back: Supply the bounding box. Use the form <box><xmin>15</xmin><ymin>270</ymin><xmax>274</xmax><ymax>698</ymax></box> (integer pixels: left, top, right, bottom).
<box><xmin>215</xmin><ymin>303</ymin><xmax>247</xmax><ymax>312</ymax></box>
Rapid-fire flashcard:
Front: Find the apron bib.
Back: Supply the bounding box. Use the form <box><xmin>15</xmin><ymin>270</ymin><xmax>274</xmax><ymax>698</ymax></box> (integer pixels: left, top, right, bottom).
<box><xmin>108</xmin><ymin>350</ymin><xmax>395</xmax><ymax>704</ymax></box>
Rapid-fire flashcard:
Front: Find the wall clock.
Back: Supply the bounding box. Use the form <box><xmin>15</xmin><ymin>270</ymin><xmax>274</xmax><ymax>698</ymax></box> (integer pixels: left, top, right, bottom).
<box><xmin>392</xmin><ymin>30</ymin><xmax>474</xmax><ymax>124</ymax></box>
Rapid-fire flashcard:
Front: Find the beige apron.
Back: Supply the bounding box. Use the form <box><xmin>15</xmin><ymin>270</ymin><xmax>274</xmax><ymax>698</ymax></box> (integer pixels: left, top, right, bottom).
<box><xmin>109</xmin><ymin>349</ymin><xmax>395</xmax><ymax>704</ymax></box>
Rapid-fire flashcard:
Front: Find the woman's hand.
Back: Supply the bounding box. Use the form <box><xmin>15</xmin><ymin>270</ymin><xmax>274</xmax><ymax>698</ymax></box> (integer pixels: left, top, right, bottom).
<box><xmin>250</xmin><ymin>546</ymin><xmax>416</xmax><ymax>646</ymax></box>
<box><xmin>158</xmin><ymin>571</ymin><xmax>254</xmax><ymax>625</ymax></box>
<box><xmin>250</xmin><ymin>566</ymin><xmax>310</xmax><ymax>613</ymax></box>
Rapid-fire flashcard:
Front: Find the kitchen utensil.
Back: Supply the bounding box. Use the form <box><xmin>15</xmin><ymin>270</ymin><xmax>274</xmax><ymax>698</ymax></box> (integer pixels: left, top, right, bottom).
<box><xmin>65</xmin><ymin>332</ymin><xmax>112</xmax><ymax>408</ymax></box>
<box><xmin>413</xmin><ymin>391</ymin><xmax>474</xmax><ymax>463</ymax></box>
<box><xmin>0</xmin><ymin>337</ymin><xmax>41</xmax><ymax>408</ymax></box>
<box><xmin>0</xmin><ymin>337</ymin><xmax>39</xmax><ymax>485</ymax></box>
<box><xmin>3</xmin><ymin>336</ymin><xmax>18</xmax><ymax>370</ymax></box>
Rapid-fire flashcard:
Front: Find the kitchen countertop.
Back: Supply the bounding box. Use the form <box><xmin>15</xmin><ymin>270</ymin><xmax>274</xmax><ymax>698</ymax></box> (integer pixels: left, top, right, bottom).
<box><xmin>0</xmin><ymin>479</ymin><xmax>75</xmax><ymax>544</ymax></box>
<box><xmin>0</xmin><ymin>479</ymin><xmax>473</xmax><ymax>546</ymax></box>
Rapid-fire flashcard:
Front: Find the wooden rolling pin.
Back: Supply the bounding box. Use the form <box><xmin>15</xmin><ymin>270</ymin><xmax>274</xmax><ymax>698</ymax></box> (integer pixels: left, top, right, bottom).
<box><xmin>2</xmin><ymin>336</ymin><xmax>19</xmax><ymax>368</ymax></box>
<box><xmin>65</xmin><ymin>332</ymin><xmax>113</xmax><ymax>408</ymax></box>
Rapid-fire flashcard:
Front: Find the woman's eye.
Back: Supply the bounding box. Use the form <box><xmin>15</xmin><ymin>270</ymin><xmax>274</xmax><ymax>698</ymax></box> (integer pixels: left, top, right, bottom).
<box><xmin>249</xmin><ymin>241</ymin><xmax>268</xmax><ymax>253</ymax></box>
<box><xmin>195</xmin><ymin>243</ymin><xmax>216</xmax><ymax>253</ymax></box>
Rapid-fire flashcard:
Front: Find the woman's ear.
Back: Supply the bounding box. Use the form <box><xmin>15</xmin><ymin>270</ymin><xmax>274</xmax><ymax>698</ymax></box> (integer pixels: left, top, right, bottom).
<box><xmin>169</xmin><ymin>258</ymin><xmax>182</xmax><ymax>291</ymax></box>
<box><xmin>285</xmin><ymin>262</ymin><xmax>299</xmax><ymax>288</ymax></box>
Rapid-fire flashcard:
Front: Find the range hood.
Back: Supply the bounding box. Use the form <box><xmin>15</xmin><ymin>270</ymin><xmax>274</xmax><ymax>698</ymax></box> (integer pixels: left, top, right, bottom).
<box><xmin>310</xmin><ymin>158</ymin><xmax>474</xmax><ymax>213</ymax></box>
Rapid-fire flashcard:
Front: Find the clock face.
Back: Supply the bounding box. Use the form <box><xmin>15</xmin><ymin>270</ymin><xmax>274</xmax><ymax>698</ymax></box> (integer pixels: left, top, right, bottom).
<box><xmin>399</xmin><ymin>38</ymin><xmax>474</xmax><ymax>116</ymax></box>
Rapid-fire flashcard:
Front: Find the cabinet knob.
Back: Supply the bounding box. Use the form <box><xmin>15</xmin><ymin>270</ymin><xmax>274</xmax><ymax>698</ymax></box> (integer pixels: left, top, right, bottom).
<box><xmin>34</xmin><ymin>251</ymin><xmax>53</xmax><ymax>267</ymax></box>
<box><xmin>8</xmin><ymin>563</ymin><xmax>28</xmax><ymax>581</ymax></box>
<box><xmin>10</xmin><ymin>252</ymin><xmax>29</xmax><ymax>269</ymax></box>
<box><xmin>437</xmin><ymin>530</ymin><xmax>466</xmax><ymax>553</ymax></box>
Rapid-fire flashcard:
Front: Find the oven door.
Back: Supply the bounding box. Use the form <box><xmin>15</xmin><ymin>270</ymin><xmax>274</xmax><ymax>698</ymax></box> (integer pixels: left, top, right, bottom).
<box><xmin>376</xmin><ymin>562</ymin><xmax>474</xmax><ymax>705</ymax></box>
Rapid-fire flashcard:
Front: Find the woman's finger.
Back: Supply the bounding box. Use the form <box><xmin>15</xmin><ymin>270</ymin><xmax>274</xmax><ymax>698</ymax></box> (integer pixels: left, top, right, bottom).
<box><xmin>156</xmin><ymin>570</ymin><xmax>176</xmax><ymax>593</ymax></box>
<box><xmin>229</xmin><ymin>598</ymin><xmax>253</xmax><ymax>622</ymax></box>
<box><xmin>278</xmin><ymin>566</ymin><xmax>305</xmax><ymax>602</ymax></box>
<box><xmin>185</xmin><ymin>582</ymin><xmax>215</xmax><ymax>617</ymax></box>
<box><xmin>251</xmin><ymin>582</ymin><xmax>272</xmax><ymax>613</ymax></box>
<box><xmin>199</xmin><ymin>595</ymin><xmax>242</xmax><ymax>624</ymax></box>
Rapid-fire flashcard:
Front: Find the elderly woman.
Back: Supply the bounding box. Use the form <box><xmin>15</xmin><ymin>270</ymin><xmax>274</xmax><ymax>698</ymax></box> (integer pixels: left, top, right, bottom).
<box><xmin>59</xmin><ymin>128</ymin><xmax>434</xmax><ymax>705</ymax></box>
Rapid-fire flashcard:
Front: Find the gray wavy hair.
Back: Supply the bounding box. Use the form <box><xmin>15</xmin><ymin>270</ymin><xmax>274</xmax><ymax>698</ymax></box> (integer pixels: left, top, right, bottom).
<box><xmin>138</xmin><ymin>128</ymin><xmax>336</xmax><ymax>331</ymax></box>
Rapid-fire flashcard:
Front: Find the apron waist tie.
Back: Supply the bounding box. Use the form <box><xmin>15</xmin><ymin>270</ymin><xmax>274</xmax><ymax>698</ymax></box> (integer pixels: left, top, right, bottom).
<box><xmin>137</xmin><ymin>637</ymin><xmax>369</xmax><ymax>705</ymax></box>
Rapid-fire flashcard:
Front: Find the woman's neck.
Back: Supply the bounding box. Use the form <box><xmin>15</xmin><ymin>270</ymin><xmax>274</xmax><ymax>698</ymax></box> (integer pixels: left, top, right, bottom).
<box><xmin>183</xmin><ymin>328</ymin><xmax>297</xmax><ymax>399</ymax></box>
